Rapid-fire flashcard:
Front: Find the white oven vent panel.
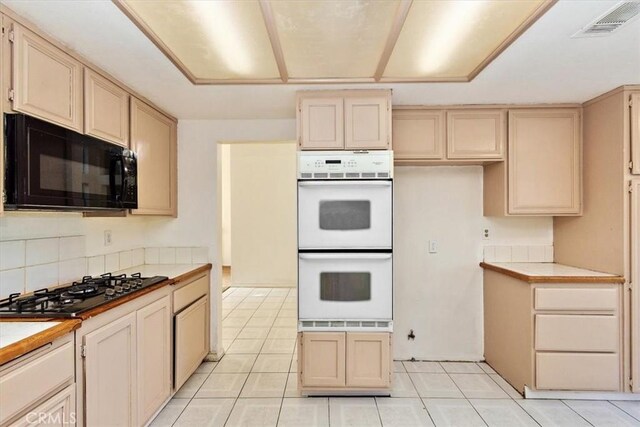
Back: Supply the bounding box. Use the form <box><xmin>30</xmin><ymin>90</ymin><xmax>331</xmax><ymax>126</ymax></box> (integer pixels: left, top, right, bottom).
<box><xmin>299</xmin><ymin>320</ymin><xmax>393</xmax><ymax>332</ymax></box>
<box><xmin>572</xmin><ymin>1</ymin><xmax>640</xmax><ymax>37</ymax></box>
<box><xmin>298</xmin><ymin>151</ymin><xmax>393</xmax><ymax>179</ymax></box>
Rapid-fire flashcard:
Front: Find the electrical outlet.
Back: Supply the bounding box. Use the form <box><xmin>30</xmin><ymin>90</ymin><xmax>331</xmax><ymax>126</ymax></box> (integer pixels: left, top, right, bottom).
<box><xmin>104</xmin><ymin>230</ymin><xmax>112</xmax><ymax>246</ymax></box>
<box><xmin>483</xmin><ymin>228</ymin><xmax>490</xmax><ymax>240</ymax></box>
<box><xmin>428</xmin><ymin>240</ymin><xmax>438</xmax><ymax>253</ymax></box>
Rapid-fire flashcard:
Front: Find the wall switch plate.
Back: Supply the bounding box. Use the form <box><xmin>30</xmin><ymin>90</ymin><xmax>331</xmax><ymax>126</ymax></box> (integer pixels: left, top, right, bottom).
<box><xmin>104</xmin><ymin>230</ymin><xmax>112</xmax><ymax>246</ymax></box>
<box><xmin>428</xmin><ymin>240</ymin><xmax>438</xmax><ymax>253</ymax></box>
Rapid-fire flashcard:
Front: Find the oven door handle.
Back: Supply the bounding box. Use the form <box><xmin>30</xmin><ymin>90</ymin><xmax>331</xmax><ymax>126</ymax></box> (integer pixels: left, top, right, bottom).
<box><xmin>297</xmin><ymin>181</ymin><xmax>391</xmax><ymax>187</ymax></box>
<box><xmin>298</xmin><ymin>253</ymin><xmax>392</xmax><ymax>260</ymax></box>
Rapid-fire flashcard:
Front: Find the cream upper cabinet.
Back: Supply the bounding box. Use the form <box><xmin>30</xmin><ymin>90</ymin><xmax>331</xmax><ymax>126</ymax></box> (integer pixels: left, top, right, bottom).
<box><xmin>447</xmin><ymin>109</ymin><xmax>506</xmax><ymax>160</ymax></box>
<box><xmin>632</xmin><ymin>178</ymin><xmax>640</xmax><ymax>392</ymax></box>
<box><xmin>84</xmin><ymin>68</ymin><xmax>129</xmax><ymax>147</ymax></box>
<box><xmin>11</xmin><ymin>24</ymin><xmax>83</xmax><ymax>132</ymax></box>
<box><xmin>84</xmin><ymin>313</ymin><xmax>137</xmax><ymax>427</ymax></box>
<box><xmin>508</xmin><ymin>109</ymin><xmax>582</xmax><ymax>215</ymax></box>
<box><xmin>345</xmin><ymin>96</ymin><xmax>390</xmax><ymax>150</ymax></box>
<box><xmin>297</xmin><ymin>90</ymin><xmax>391</xmax><ymax>151</ymax></box>
<box><xmin>137</xmin><ymin>295</ymin><xmax>171</xmax><ymax>426</ymax></box>
<box><xmin>345</xmin><ymin>332</ymin><xmax>390</xmax><ymax>388</ymax></box>
<box><xmin>392</xmin><ymin>110</ymin><xmax>445</xmax><ymax>160</ymax></box>
<box><xmin>130</xmin><ymin>97</ymin><xmax>177</xmax><ymax>216</ymax></box>
<box><xmin>631</xmin><ymin>93</ymin><xmax>640</xmax><ymax>175</ymax></box>
<box><xmin>301</xmin><ymin>332</ymin><xmax>346</xmax><ymax>387</ymax></box>
<box><xmin>299</xmin><ymin>97</ymin><xmax>344</xmax><ymax>150</ymax></box>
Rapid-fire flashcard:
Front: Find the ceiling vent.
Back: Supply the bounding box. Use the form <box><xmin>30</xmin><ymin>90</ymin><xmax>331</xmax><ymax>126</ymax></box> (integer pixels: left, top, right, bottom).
<box><xmin>572</xmin><ymin>1</ymin><xmax>640</xmax><ymax>37</ymax></box>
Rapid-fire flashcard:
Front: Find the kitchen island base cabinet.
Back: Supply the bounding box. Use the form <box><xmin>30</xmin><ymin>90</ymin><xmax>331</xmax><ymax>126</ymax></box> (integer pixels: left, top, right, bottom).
<box><xmin>298</xmin><ymin>332</ymin><xmax>391</xmax><ymax>394</ymax></box>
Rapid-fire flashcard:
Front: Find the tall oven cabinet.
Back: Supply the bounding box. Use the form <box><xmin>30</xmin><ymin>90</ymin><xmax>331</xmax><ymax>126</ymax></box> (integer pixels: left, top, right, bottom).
<box><xmin>296</xmin><ymin>150</ymin><xmax>394</xmax><ymax>395</ymax></box>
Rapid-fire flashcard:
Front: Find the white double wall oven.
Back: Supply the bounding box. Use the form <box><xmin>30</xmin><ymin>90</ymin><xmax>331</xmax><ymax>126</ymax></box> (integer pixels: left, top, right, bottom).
<box><xmin>297</xmin><ymin>151</ymin><xmax>393</xmax><ymax>330</ymax></box>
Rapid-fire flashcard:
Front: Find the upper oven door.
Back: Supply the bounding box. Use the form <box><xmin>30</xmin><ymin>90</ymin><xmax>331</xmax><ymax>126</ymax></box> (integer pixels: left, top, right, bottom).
<box><xmin>298</xmin><ymin>180</ymin><xmax>392</xmax><ymax>250</ymax></box>
<box><xmin>7</xmin><ymin>114</ymin><xmax>127</xmax><ymax>209</ymax></box>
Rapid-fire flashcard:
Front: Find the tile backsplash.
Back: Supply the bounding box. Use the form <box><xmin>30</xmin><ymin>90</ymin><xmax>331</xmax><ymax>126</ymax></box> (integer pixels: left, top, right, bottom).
<box><xmin>483</xmin><ymin>245</ymin><xmax>554</xmax><ymax>263</ymax></box>
<box><xmin>0</xmin><ymin>236</ymin><xmax>209</xmax><ymax>298</ymax></box>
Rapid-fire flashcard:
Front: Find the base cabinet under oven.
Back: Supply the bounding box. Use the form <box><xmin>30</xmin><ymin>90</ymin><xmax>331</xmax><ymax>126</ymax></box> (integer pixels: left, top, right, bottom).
<box><xmin>298</xmin><ymin>252</ymin><xmax>392</xmax><ymax>321</ymax></box>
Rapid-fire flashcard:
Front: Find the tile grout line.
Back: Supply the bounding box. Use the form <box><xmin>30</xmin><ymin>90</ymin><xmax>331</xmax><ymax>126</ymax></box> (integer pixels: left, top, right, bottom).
<box><xmin>608</xmin><ymin>400</ymin><xmax>640</xmax><ymax>423</ymax></box>
<box><xmin>441</xmin><ymin>365</ymin><xmax>490</xmax><ymax>427</ymax></box>
<box><xmin>559</xmin><ymin>400</ymin><xmax>596</xmax><ymax>427</ymax></box>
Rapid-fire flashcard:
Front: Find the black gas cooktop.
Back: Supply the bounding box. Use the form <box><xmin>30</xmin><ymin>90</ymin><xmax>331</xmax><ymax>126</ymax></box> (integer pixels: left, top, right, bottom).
<box><xmin>0</xmin><ymin>273</ymin><xmax>168</xmax><ymax>318</ymax></box>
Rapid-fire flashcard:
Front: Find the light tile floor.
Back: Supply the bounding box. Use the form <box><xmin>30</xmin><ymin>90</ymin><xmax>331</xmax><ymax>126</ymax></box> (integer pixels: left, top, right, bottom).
<box><xmin>151</xmin><ymin>287</ymin><xmax>640</xmax><ymax>427</ymax></box>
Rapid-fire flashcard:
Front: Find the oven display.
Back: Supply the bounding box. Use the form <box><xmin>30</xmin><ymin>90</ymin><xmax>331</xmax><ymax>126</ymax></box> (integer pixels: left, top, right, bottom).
<box><xmin>325</xmin><ymin>160</ymin><xmax>342</xmax><ymax>164</ymax></box>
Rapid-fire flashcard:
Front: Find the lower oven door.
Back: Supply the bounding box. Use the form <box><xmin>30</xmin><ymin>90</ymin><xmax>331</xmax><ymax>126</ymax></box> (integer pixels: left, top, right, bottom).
<box><xmin>298</xmin><ymin>252</ymin><xmax>392</xmax><ymax>320</ymax></box>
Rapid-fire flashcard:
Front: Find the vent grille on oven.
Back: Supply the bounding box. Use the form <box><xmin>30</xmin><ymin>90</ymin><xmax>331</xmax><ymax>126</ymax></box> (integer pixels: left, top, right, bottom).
<box><xmin>308</xmin><ymin>172</ymin><xmax>390</xmax><ymax>179</ymax></box>
<box><xmin>299</xmin><ymin>320</ymin><xmax>392</xmax><ymax>331</ymax></box>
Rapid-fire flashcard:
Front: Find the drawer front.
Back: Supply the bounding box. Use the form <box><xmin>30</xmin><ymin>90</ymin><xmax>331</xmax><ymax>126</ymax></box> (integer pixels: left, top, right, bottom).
<box><xmin>174</xmin><ymin>274</ymin><xmax>208</xmax><ymax>313</ymax></box>
<box><xmin>535</xmin><ymin>315</ymin><xmax>618</xmax><ymax>352</ymax></box>
<box><xmin>0</xmin><ymin>341</ymin><xmax>74</xmax><ymax>425</ymax></box>
<box><xmin>536</xmin><ymin>352</ymin><xmax>620</xmax><ymax>391</ymax></box>
<box><xmin>534</xmin><ymin>287</ymin><xmax>618</xmax><ymax>311</ymax></box>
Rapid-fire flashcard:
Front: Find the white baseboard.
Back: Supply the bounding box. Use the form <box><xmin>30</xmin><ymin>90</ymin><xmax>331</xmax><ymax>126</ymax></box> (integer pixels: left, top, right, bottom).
<box><xmin>525</xmin><ymin>386</ymin><xmax>640</xmax><ymax>400</ymax></box>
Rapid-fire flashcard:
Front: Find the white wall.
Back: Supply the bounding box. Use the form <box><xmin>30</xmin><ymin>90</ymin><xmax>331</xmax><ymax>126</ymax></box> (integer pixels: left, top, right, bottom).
<box><xmin>229</xmin><ymin>142</ymin><xmax>297</xmax><ymax>287</ymax></box>
<box><xmin>393</xmin><ymin>167</ymin><xmax>553</xmax><ymax>361</ymax></box>
<box><xmin>221</xmin><ymin>145</ymin><xmax>232</xmax><ymax>266</ymax></box>
<box><xmin>144</xmin><ymin>119</ymin><xmax>296</xmax><ymax>353</ymax></box>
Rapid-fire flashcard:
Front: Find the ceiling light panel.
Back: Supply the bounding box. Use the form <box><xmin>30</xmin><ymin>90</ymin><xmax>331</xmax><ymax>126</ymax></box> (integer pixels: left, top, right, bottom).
<box><xmin>120</xmin><ymin>0</ymin><xmax>279</xmax><ymax>81</ymax></box>
<box><xmin>383</xmin><ymin>0</ymin><xmax>550</xmax><ymax>80</ymax></box>
<box><xmin>269</xmin><ymin>0</ymin><xmax>401</xmax><ymax>79</ymax></box>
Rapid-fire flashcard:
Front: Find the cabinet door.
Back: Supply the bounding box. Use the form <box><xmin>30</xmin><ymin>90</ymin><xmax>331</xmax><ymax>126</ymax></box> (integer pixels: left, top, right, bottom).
<box><xmin>12</xmin><ymin>384</ymin><xmax>75</xmax><ymax>427</ymax></box>
<box><xmin>11</xmin><ymin>24</ymin><xmax>82</xmax><ymax>131</ymax></box>
<box><xmin>84</xmin><ymin>313</ymin><xmax>136</xmax><ymax>427</ymax></box>
<box><xmin>447</xmin><ymin>110</ymin><xmax>505</xmax><ymax>159</ymax></box>
<box><xmin>175</xmin><ymin>296</ymin><xmax>209</xmax><ymax>390</ymax></box>
<box><xmin>508</xmin><ymin>109</ymin><xmax>581</xmax><ymax>215</ymax></box>
<box><xmin>130</xmin><ymin>97</ymin><xmax>177</xmax><ymax>216</ymax></box>
<box><xmin>299</xmin><ymin>97</ymin><xmax>344</xmax><ymax>150</ymax></box>
<box><xmin>632</xmin><ymin>179</ymin><xmax>640</xmax><ymax>392</ymax></box>
<box><xmin>301</xmin><ymin>332</ymin><xmax>345</xmax><ymax>387</ymax></box>
<box><xmin>345</xmin><ymin>96</ymin><xmax>390</xmax><ymax>150</ymax></box>
<box><xmin>84</xmin><ymin>68</ymin><xmax>129</xmax><ymax>147</ymax></box>
<box><xmin>346</xmin><ymin>332</ymin><xmax>390</xmax><ymax>388</ymax></box>
<box><xmin>137</xmin><ymin>295</ymin><xmax>171</xmax><ymax>425</ymax></box>
<box><xmin>392</xmin><ymin>110</ymin><xmax>445</xmax><ymax>160</ymax></box>
<box><xmin>632</xmin><ymin>93</ymin><xmax>640</xmax><ymax>175</ymax></box>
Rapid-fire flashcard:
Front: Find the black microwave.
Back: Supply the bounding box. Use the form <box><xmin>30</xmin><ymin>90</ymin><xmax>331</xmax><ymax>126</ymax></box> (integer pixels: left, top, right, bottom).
<box><xmin>4</xmin><ymin>113</ymin><xmax>137</xmax><ymax>211</ymax></box>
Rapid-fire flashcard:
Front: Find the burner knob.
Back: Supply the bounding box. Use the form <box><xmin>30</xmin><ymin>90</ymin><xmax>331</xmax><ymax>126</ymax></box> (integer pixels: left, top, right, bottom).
<box><xmin>114</xmin><ymin>286</ymin><xmax>123</xmax><ymax>294</ymax></box>
<box><xmin>105</xmin><ymin>288</ymin><xmax>115</xmax><ymax>298</ymax></box>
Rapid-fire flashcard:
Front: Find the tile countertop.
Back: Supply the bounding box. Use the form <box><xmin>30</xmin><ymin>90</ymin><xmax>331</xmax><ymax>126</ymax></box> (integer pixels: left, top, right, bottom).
<box><xmin>0</xmin><ymin>320</ymin><xmax>81</xmax><ymax>365</ymax></box>
<box><xmin>480</xmin><ymin>262</ymin><xmax>625</xmax><ymax>284</ymax></box>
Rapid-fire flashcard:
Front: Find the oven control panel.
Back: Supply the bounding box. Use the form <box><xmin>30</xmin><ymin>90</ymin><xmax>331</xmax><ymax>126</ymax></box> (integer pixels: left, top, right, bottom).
<box><xmin>298</xmin><ymin>151</ymin><xmax>393</xmax><ymax>179</ymax></box>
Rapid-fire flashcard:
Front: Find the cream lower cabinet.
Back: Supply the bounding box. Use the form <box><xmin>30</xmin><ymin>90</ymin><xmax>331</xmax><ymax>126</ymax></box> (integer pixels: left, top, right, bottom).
<box><xmin>174</xmin><ymin>296</ymin><xmax>209</xmax><ymax>390</ymax></box>
<box><xmin>84</xmin><ymin>313</ymin><xmax>137</xmax><ymax>427</ymax></box>
<box><xmin>483</xmin><ymin>269</ymin><xmax>623</xmax><ymax>393</ymax></box>
<box><xmin>0</xmin><ymin>335</ymin><xmax>75</xmax><ymax>426</ymax></box>
<box><xmin>130</xmin><ymin>97</ymin><xmax>177</xmax><ymax>216</ymax></box>
<box><xmin>137</xmin><ymin>295</ymin><xmax>171</xmax><ymax>426</ymax></box>
<box><xmin>631</xmin><ymin>178</ymin><xmax>640</xmax><ymax>391</ymax></box>
<box><xmin>299</xmin><ymin>332</ymin><xmax>391</xmax><ymax>392</ymax></box>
